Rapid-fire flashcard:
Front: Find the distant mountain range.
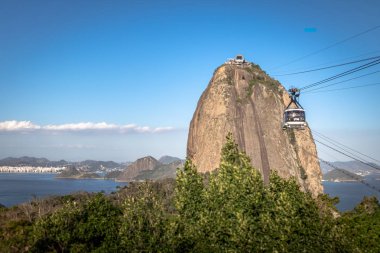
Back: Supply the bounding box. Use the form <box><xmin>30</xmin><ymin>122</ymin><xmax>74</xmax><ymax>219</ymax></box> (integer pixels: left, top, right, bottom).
<box><xmin>4</xmin><ymin>157</ymin><xmax>378</xmax><ymax>183</ymax></box>
<box><xmin>0</xmin><ymin>156</ymin><xmax>182</xmax><ymax>168</ymax></box>
<box><xmin>320</xmin><ymin>161</ymin><xmax>380</xmax><ymax>182</ymax></box>
<box><xmin>323</xmin><ymin>169</ymin><xmax>363</xmax><ymax>182</ymax></box>
<box><xmin>0</xmin><ymin>156</ymin><xmax>185</xmax><ymax>181</ymax></box>
<box><xmin>0</xmin><ymin>156</ymin><xmax>68</xmax><ymax>167</ymax></box>
<box><xmin>0</xmin><ymin>156</ymin><xmax>126</xmax><ymax>172</ymax></box>
<box><xmin>320</xmin><ymin>160</ymin><xmax>380</xmax><ymax>175</ymax></box>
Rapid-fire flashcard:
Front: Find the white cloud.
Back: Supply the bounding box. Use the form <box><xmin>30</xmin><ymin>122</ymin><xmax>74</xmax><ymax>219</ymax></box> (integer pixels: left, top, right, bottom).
<box><xmin>151</xmin><ymin>127</ymin><xmax>175</xmax><ymax>133</ymax></box>
<box><xmin>0</xmin><ymin>120</ymin><xmax>41</xmax><ymax>131</ymax></box>
<box><xmin>43</xmin><ymin>122</ymin><xmax>118</xmax><ymax>131</ymax></box>
<box><xmin>0</xmin><ymin>120</ymin><xmax>175</xmax><ymax>134</ymax></box>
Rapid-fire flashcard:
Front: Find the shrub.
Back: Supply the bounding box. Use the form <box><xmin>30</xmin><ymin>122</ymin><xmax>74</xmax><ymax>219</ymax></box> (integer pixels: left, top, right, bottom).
<box><xmin>31</xmin><ymin>193</ymin><xmax>122</xmax><ymax>252</ymax></box>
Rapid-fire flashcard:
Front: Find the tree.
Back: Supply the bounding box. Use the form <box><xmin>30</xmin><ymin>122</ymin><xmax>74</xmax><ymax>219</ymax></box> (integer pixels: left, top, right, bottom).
<box><xmin>338</xmin><ymin>196</ymin><xmax>380</xmax><ymax>253</ymax></box>
<box><xmin>172</xmin><ymin>160</ymin><xmax>205</xmax><ymax>251</ymax></box>
<box><xmin>119</xmin><ymin>182</ymin><xmax>171</xmax><ymax>252</ymax></box>
<box><xmin>174</xmin><ymin>133</ymin><xmax>342</xmax><ymax>252</ymax></box>
<box><xmin>31</xmin><ymin>193</ymin><xmax>122</xmax><ymax>252</ymax></box>
<box><xmin>201</xmin><ymin>133</ymin><xmax>265</xmax><ymax>251</ymax></box>
<box><xmin>260</xmin><ymin>173</ymin><xmax>340</xmax><ymax>252</ymax></box>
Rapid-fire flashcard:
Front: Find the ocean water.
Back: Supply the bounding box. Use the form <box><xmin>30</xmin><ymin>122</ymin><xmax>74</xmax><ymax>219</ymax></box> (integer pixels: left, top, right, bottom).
<box><xmin>323</xmin><ymin>180</ymin><xmax>380</xmax><ymax>211</ymax></box>
<box><xmin>0</xmin><ymin>173</ymin><xmax>379</xmax><ymax>211</ymax></box>
<box><xmin>0</xmin><ymin>173</ymin><xmax>128</xmax><ymax>207</ymax></box>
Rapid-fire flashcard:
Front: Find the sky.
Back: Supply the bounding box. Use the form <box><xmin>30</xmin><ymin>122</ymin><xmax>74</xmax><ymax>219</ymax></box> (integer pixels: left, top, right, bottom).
<box><xmin>0</xmin><ymin>0</ymin><xmax>379</xmax><ymax>162</ymax></box>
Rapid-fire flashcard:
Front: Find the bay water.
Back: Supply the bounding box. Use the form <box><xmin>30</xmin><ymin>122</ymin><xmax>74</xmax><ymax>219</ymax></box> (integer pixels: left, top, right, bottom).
<box><xmin>0</xmin><ymin>173</ymin><xmax>379</xmax><ymax>211</ymax></box>
<box><xmin>0</xmin><ymin>173</ymin><xmax>127</xmax><ymax>207</ymax></box>
<box><xmin>323</xmin><ymin>179</ymin><xmax>380</xmax><ymax>211</ymax></box>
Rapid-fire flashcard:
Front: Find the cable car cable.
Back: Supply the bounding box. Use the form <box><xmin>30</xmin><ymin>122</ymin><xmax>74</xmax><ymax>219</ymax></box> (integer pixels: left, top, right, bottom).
<box><xmin>302</xmin><ymin>69</ymin><xmax>380</xmax><ymax>93</ymax></box>
<box><xmin>278</xmin><ymin>49</ymin><xmax>380</xmax><ymax>73</ymax></box>
<box><xmin>296</xmin><ymin>132</ymin><xmax>380</xmax><ymax>193</ymax></box>
<box><xmin>300</xmin><ymin>59</ymin><xmax>380</xmax><ymax>90</ymax></box>
<box><xmin>314</xmin><ymin>137</ymin><xmax>380</xmax><ymax>171</ymax></box>
<box><xmin>314</xmin><ymin>138</ymin><xmax>380</xmax><ymax>171</ymax></box>
<box><xmin>312</xmin><ymin>130</ymin><xmax>380</xmax><ymax>164</ymax></box>
<box><xmin>313</xmin><ymin>133</ymin><xmax>373</xmax><ymax>164</ymax></box>
<box><xmin>303</xmin><ymin>82</ymin><xmax>380</xmax><ymax>94</ymax></box>
<box><xmin>300</xmin><ymin>59</ymin><xmax>380</xmax><ymax>91</ymax></box>
<box><xmin>318</xmin><ymin>158</ymin><xmax>380</xmax><ymax>193</ymax></box>
<box><xmin>300</xmin><ymin>58</ymin><xmax>380</xmax><ymax>91</ymax></box>
<box><xmin>272</xmin><ymin>56</ymin><xmax>380</xmax><ymax>76</ymax></box>
<box><xmin>312</xmin><ymin>131</ymin><xmax>380</xmax><ymax>165</ymax></box>
<box><xmin>269</xmin><ymin>25</ymin><xmax>380</xmax><ymax>71</ymax></box>
<box><xmin>318</xmin><ymin>148</ymin><xmax>341</xmax><ymax>162</ymax></box>
<box><xmin>283</xmin><ymin>66</ymin><xmax>379</xmax><ymax>128</ymax></box>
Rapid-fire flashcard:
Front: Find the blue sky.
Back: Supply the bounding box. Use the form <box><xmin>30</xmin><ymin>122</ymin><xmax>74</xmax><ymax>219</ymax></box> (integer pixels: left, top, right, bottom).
<box><xmin>0</xmin><ymin>0</ymin><xmax>379</xmax><ymax>162</ymax></box>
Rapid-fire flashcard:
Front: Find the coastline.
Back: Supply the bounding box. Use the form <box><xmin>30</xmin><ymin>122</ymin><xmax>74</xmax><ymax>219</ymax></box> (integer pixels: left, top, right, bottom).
<box><xmin>0</xmin><ymin>166</ymin><xmax>64</xmax><ymax>174</ymax></box>
<box><xmin>322</xmin><ymin>179</ymin><xmax>359</xmax><ymax>183</ymax></box>
<box><xmin>0</xmin><ymin>173</ymin><xmax>128</xmax><ymax>207</ymax></box>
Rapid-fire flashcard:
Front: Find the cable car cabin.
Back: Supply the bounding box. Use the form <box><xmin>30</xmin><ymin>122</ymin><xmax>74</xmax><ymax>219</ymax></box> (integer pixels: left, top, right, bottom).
<box><xmin>282</xmin><ymin>108</ymin><xmax>307</xmax><ymax>130</ymax></box>
<box><xmin>235</xmin><ymin>55</ymin><xmax>245</xmax><ymax>64</ymax></box>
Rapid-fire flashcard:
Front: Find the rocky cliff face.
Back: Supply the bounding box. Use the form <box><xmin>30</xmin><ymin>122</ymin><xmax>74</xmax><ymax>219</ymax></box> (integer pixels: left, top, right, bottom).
<box><xmin>117</xmin><ymin>156</ymin><xmax>160</xmax><ymax>181</ymax></box>
<box><xmin>187</xmin><ymin>62</ymin><xmax>323</xmax><ymax>196</ymax></box>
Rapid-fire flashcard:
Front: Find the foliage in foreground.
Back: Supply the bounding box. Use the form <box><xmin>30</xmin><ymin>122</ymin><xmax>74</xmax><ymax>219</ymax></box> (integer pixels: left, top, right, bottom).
<box><xmin>174</xmin><ymin>134</ymin><xmax>339</xmax><ymax>252</ymax></box>
<box><xmin>337</xmin><ymin>196</ymin><xmax>380</xmax><ymax>252</ymax></box>
<box><xmin>1</xmin><ymin>134</ymin><xmax>379</xmax><ymax>252</ymax></box>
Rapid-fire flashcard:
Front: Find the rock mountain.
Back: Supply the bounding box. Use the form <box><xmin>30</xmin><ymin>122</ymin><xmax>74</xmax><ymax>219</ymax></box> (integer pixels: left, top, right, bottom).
<box><xmin>117</xmin><ymin>156</ymin><xmax>184</xmax><ymax>182</ymax></box>
<box><xmin>187</xmin><ymin>61</ymin><xmax>323</xmax><ymax>196</ymax></box>
<box><xmin>117</xmin><ymin>156</ymin><xmax>160</xmax><ymax>181</ymax></box>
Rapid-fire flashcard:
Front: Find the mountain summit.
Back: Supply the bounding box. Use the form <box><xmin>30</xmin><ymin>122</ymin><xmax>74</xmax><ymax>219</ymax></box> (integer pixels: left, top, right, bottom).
<box><xmin>187</xmin><ymin>57</ymin><xmax>322</xmax><ymax>196</ymax></box>
<box><xmin>117</xmin><ymin>156</ymin><xmax>160</xmax><ymax>181</ymax></box>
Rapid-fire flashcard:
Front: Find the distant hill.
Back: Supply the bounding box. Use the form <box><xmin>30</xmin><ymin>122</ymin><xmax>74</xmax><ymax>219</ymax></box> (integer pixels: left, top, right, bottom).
<box><xmin>0</xmin><ymin>156</ymin><xmax>68</xmax><ymax>167</ymax></box>
<box><xmin>77</xmin><ymin>173</ymin><xmax>101</xmax><ymax>179</ymax></box>
<box><xmin>134</xmin><ymin>160</ymin><xmax>184</xmax><ymax>181</ymax></box>
<box><xmin>56</xmin><ymin>166</ymin><xmax>81</xmax><ymax>178</ymax></box>
<box><xmin>105</xmin><ymin>170</ymin><xmax>123</xmax><ymax>179</ymax></box>
<box><xmin>117</xmin><ymin>156</ymin><xmax>161</xmax><ymax>181</ymax></box>
<box><xmin>323</xmin><ymin>169</ymin><xmax>363</xmax><ymax>182</ymax></box>
<box><xmin>56</xmin><ymin>166</ymin><xmax>102</xmax><ymax>179</ymax></box>
<box><xmin>0</xmin><ymin>157</ymin><xmax>123</xmax><ymax>171</ymax></box>
<box><xmin>117</xmin><ymin>156</ymin><xmax>185</xmax><ymax>182</ymax></box>
<box><xmin>158</xmin><ymin>156</ymin><xmax>183</xmax><ymax>165</ymax></box>
<box><xmin>75</xmin><ymin>160</ymin><xmax>122</xmax><ymax>172</ymax></box>
<box><xmin>320</xmin><ymin>161</ymin><xmax>380</xmax><ymax>176</ymax></box>
<box><xmin>0</xmin><ymin>155</ymin><xmax>185</xmax><ymax>181</ymax></box>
